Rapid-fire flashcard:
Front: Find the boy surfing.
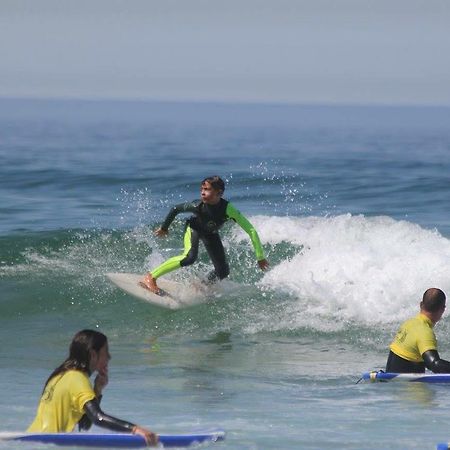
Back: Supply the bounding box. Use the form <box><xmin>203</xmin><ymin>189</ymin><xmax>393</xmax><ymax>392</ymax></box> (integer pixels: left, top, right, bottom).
<box><xmin>141</xmin><ymin>176</ymin><xmax>269</xmax><ymax>295</ymax></box>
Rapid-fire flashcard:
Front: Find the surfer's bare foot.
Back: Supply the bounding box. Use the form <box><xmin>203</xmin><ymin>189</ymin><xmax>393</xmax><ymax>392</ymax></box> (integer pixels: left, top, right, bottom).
<box><xmin>140</xmin><ymin>274</ymin><xmax>161</xmax><ymax>295</ymax></box>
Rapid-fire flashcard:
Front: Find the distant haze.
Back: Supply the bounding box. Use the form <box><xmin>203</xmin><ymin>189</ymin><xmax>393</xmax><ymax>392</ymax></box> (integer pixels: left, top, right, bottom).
<box><xmin>1</xmin><ymin>0</ymin><xmax>450</xmax><ymax>106</ymax></box>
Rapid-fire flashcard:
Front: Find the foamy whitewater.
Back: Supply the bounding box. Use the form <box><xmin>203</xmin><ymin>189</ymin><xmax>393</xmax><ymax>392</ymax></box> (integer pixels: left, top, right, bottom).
<box><xmin>1</xmin><ymin>99</ymin><xmax>450</xmax><ymax>449</ymax></box>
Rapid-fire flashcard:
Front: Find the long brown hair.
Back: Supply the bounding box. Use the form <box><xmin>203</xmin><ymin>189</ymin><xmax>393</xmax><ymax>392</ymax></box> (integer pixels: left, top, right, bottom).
<box><xmin>43</xmin><ymin>329</ymin><xmax>107</xmax><ymax>392</ymax></box>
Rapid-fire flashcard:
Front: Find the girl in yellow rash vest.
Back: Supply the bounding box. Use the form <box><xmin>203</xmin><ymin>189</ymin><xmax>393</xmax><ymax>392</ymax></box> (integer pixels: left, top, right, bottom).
<box><xmin>28</xmin><ymin>330</ymin><xmax>158</xmax><ymax>446</ymax></box>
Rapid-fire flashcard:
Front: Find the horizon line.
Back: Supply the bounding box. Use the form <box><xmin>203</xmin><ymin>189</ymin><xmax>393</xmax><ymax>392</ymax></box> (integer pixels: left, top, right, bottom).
<box><xmin>2</xmin><ymin>94</ymin><xmax>450</xmax><ymax>111</ymax></box>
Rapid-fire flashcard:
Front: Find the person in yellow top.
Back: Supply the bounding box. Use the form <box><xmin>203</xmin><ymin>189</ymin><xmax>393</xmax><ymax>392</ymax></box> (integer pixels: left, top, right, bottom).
<box><xmin>28</xmin><ymin>329</ymin><xmax>158</xmax><ymax>446</ymax></box>
<box><xmin>386</xmin><ymin>288</ymin><xmax>450</xmax><ymax>373</ymax></box>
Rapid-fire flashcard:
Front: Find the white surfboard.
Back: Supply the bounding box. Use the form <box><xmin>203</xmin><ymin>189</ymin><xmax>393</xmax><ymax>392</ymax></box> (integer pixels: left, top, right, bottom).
<box><xmin>106</xmin><ymin>273</ymin><xmax>205</xmax><ymax>310</ymax></box>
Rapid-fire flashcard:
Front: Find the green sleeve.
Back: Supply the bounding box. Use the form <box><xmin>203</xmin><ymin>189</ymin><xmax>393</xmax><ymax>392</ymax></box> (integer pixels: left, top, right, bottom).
<box><xmin>161</xmin><ymin>201</ymin><xmax>197</xmax><ymax>230</ymax></box>
<box><xmin>226</xmin><ymin>202</ymin><xmax>265</xmax><ymax>260</ymax></box>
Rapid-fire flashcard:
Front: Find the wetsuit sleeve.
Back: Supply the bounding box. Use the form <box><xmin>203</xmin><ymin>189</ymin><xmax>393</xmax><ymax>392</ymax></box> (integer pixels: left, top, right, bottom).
<box><xmin>161</xmin><ymin>201</ymin><xmax>198</xmax><ymax>231</ymax></box>
<box><xmin>225</xmin><ymin>202</ymin><xmax>265</xmax><ymax>260</ymax></box>
<box><xmin>78</xmin><ymin>395</ymin><xmax>103</xmax><ymax>431</ymax></box>
<box><xmin>83</xmin><ymin>399</ymin><xmax>136</xmax><ymax>432</ymax></box>
<box><xmin>422</xmin><ymin>350</ymin><xmax>450</xmax><ymax>373</ymax></box>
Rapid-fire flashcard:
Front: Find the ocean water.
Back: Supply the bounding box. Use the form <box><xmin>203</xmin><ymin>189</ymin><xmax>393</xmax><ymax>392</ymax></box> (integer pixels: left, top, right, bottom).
<box><xmin>1</xmin><ymin>98</ymin><xmax>450</xmax><ymax>450</ymax></box>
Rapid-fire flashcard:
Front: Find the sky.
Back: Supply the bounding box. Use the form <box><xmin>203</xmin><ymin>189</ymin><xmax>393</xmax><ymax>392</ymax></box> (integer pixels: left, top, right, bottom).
<box><xmin>1</xmin><ymin>0</ymin><xmax>450</xmax><ymax>106</ymax></box>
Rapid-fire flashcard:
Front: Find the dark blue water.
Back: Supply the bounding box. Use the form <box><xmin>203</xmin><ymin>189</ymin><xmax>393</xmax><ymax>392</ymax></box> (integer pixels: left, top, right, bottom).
<box><xmin>2</xmin><ymin>98</ymin><xmax>450</xmax><ymax>234</ymax></box>
<box><xmin>1</xmin><ymin>98</ymin><xmax>450</xmax><ymax>449</ymax></box>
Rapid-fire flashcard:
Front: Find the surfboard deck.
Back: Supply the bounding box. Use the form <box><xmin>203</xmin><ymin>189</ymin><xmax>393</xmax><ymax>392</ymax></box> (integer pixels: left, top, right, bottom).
<box><xmin>107</xmin><ymin>273</ymin><xmax>205</xmax><ymax>310</ymax></box>
<box><xmin>362</xmin><ymin>370</ymin><xmax>450</xmax><ymax>383</ymax></box>
<box><xmin>0</xmin><ymin>430</ymin><xmax>225</xmax><ymax>448</ymax></box>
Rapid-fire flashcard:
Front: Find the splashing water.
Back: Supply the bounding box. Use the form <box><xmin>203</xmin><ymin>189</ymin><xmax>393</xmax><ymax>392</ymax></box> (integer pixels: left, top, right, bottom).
<box><xmin>250</xmin><ymin>214</ymin><xmax>450</xmax><ymax>328</ymax></box>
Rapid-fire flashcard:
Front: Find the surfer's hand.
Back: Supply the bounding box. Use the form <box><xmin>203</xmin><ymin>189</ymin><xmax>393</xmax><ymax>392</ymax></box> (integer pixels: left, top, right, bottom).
<box><xmin>94</xmin><ymin>366</ymin><xmax>108</xmax><ymax>396</ymax></box>
<box><xmin>258</xmin><ymin>259</ymin><xmax>269</xmax><ymax>271</ymax></box>
<box><xmin>154</xmin><ymin>227</ymin><xmax>168</xmax><ymax>237</ymax></box>
<box><xmin>132</xmin><ymin>426</ymin><xmax>158</xmax><ymax>447</ymax></box>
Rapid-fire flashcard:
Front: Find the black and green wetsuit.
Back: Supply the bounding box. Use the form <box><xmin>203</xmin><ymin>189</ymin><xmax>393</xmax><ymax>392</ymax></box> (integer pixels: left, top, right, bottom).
<box><xmin>150</xmin><ymin>198</ymin><xmax>265</xmax><ymax>282</ymax></box>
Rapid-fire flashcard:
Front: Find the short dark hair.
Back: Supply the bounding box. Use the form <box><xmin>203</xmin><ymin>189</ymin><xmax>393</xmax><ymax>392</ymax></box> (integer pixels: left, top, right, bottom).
<box><xmin>420</xmin><ymin>288</ymin><xmax>446</xmax><ymax>313</ymax></box>
<box><xmin>202</xmin><ymin>175</ymin><xmax>225</xmax><ymax>193</ymax></box>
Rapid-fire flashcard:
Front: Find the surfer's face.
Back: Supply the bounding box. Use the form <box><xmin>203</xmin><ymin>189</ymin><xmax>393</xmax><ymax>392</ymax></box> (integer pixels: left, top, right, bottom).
<box><xmin>201</xmin><ymin>181</ymin><xmax>222</xmax><ymax>205</ymax></box>
<box><xmin>435</xmin><ymin>303</ymin><xmax>446</xmax><ymax>322</ymax></box>
<box><xmin>90</xmin><ymin>343</ymin><xmax>111</xmax><ymax>373</ymax></box>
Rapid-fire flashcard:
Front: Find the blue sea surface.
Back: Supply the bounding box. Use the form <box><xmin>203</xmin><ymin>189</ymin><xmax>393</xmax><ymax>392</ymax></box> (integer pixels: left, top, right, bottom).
<box><xmin>1</xmin><ymin>98</ymin><xmax>450</xmax><ymax>449</ymax></box>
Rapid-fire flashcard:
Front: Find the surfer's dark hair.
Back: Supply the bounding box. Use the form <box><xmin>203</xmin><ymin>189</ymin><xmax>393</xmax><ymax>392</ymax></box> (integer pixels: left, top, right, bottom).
<box><xmin>421</xmin><ymin>288</ymin><xmax>446</xmax><ymax>313</ymax></box>
<box><xmin>202</xmin><ymin>176</ymin><xmax>225</xmax><ymax>194</ymax></box>
<box><xmin>42</xmin><ymin>329</ymin><xmax>107</xmax><ymax>392</ymax></box>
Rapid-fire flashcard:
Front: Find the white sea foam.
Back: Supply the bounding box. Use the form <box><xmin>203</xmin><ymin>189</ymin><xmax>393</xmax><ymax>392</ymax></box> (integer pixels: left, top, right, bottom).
<box><xmin>4</xmin><ymin>214</ymin><xmax>450</xmax><ymax>333</ymax></box>
<box><xmin>234</xmin><ymin>214</ymin><xmax>450</xmax><ymax>329</ymax></box>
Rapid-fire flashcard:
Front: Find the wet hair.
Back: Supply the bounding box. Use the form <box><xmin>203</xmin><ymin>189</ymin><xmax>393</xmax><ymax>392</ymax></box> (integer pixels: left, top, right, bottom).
<box><xmin>420</xmin><ymin>288</ymin><xmax>446</xmax><ymax>313</ymax></box>
<box><xmin>43</xmin><ymin>329</ymin><xmax>107</xmax><ymax>392</ymax></box>
<box><xmin>201</xmin><ymin>176</ymin><xmax>225</xmax><ymax>194</ymax></box>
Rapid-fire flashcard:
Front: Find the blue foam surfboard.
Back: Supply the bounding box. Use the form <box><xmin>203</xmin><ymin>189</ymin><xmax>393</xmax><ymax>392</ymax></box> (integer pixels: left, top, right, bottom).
<box><xmin>0</xmin><ymin>430</ymin><xmax>225</xmax><ymax>448</ymax></box>
<box><xmin>362</xmin><ymin>370</ymin><xmax>450</xmax><ymax>383</ymax></box>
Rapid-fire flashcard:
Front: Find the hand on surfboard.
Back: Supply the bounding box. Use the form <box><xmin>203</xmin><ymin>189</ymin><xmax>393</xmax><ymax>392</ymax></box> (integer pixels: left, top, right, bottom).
<box><xmin>258</xmin><ymin>259</ymin><xmax>269</xmax><ymax>271</ymax></box>
<box><xmin>132</xmin><ymin>426</ymin><xmax>159</xmax><ymax>447</ymax></box>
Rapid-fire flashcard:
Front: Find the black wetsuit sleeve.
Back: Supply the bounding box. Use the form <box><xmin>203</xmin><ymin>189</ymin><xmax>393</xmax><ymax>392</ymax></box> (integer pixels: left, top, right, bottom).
<box><xmin>161</xmin><ymin>202</ymin><xmax>198</xmax><ymax>231</ymax></box>
<box><xmin>78</xmin><ymin>395</ymin><xmax>102</xmax><ymax>431</ymax></box>
<box><xmin>422</xmin><ymin>350</ymin><xmax>450</xmax><ymax>373</ymax></box>
<box><xmin>78</xmin><ymin>413</ymin><xmax>92</xmax><ymax>431</ymax></box>
<box><xmin>83</xmin><ymin>399</ymin><xmax>135</xmax><ymax>432</ymax></box>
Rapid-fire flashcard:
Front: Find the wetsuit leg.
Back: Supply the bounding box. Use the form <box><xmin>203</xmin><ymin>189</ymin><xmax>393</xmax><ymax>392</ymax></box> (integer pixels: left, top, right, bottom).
<box><xmin>385</xmin><ymin>350</ymin><xmax>425</xmax><ymax>373</ymax></box>
<box><xmin>202</xmin><ymin>233</ymin><xmax>229</xmax><ymax>282</ymax></box>
<box><xmin>180</xmin><ymin>227</ymin><xmax>199</xmax><ymax>267</ymax></box>
<box><xmin>151</xmin><ymin>226</ymin><xmax>199</xmax><ymax>279</ymax></box>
